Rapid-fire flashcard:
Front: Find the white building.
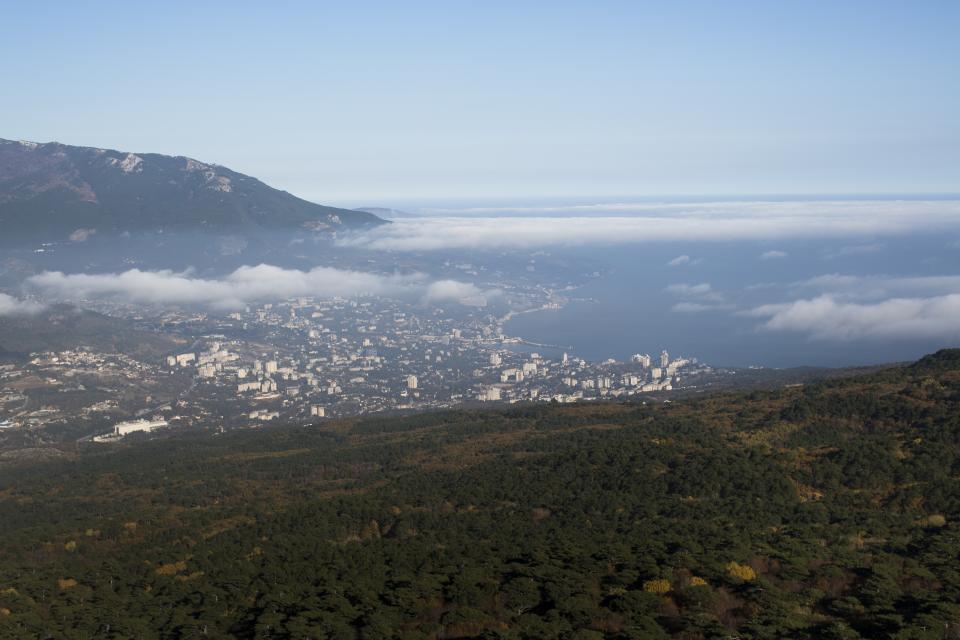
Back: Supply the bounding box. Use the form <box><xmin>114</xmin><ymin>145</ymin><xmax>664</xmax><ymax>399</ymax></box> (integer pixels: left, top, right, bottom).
<box><xmin>406</xmin><ymin>375</ymin><xmax>418</xmax><ymax>389</ymax></box>
<box><xmin>481</xmin><ymin>386</ymin><xmax>502</xmax><ymax>401</ymax></box>
<box><xmin>175</xmin><ymin>353</ymin><xmax>196</xmax><ymax>367</ymax></box>
<box><xmin>632</xmin><ymin>353</ymin><xmax>652</xmax><ymax>368</ymax></box>
<box><xmin>500</xmin><ymin>368</ymin><xmax>524</xmax><ymax>383</ymax></box>
<box><xmin>114</xmin><ymin>419</ymin><xmax>168</xmax><ymax>437</ymax></box>
<box><xmin>310</xmin><ymin>405</ymin><xmax>326</xmax><ymax>417</ymax></box>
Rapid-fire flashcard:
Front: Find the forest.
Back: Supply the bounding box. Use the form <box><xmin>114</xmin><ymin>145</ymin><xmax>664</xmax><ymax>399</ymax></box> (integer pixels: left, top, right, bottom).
<box><xmin>1</xmin><ymin>349</ymin><xmax>960</xmax><ymax>639</ymax></box>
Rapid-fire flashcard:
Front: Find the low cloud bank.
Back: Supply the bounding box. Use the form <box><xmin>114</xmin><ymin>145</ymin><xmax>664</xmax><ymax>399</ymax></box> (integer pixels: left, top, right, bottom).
<box><xmin>423</xmin><ymin>280</ymin><xmax>494</xmax><ymax>303</ymax></box>
<box><xmin>746</xmin><ymin>294</ymin><xmax>960</xmax><ymax>341</ymax></box>
<box><xmin>27</xmin><ymin>265</ymin><xmax>493</xmax><ymax>310</ymax></box>
<box><xmin>793</xmin><ymin>274</ymin><xmax>960</xmax><ymax>301</ymax></box>
<box><xmin>0</xmin><ymin>293</ymin><xmax>45</xmax><ymax>317</ymax></box>
<box><xmin>338</xmin><ymin>200</ymin><xmax>960</xmax><ymax>251</ymax></box>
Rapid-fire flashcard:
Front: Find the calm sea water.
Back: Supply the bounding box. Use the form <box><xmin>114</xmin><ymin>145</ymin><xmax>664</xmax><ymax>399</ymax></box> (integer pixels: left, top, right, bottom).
<box><xmin>504</xmin><ymin>240</ymin><xmax>957</xmax><ymax>368</ymax></box>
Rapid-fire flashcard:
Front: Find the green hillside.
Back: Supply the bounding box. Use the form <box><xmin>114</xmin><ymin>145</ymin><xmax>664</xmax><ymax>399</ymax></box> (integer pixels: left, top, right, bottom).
<box><xmin>1</xmin><ymin>350</ymin><xmax>960</xmax><ymax>638</ymax></box>
<box><xmin>0</xmin><ymin>304</ymin><xmax>185</xmax><ymax>360</ymax></box>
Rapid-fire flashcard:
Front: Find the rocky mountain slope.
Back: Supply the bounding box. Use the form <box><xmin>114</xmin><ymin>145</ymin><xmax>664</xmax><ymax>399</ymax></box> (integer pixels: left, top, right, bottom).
<box><xmin>0</xmin><ymin>138</ymin><xmax>383</xmax><ymax>242</ymax></box>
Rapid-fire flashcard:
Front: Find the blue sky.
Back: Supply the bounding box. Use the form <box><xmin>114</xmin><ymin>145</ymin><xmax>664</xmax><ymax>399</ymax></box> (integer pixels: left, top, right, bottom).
<box><xmin>2</xmin><ymin>1</ymin><xmax>957</xmax><ymax>204</ymax></box>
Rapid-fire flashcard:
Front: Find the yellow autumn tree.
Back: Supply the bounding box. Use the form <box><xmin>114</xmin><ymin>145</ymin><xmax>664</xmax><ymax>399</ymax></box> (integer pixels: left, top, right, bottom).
<box><xmin>726</xmin><ymin>562</ymin><xmax>757</xmax><ymax>581</ymax></box>
<box><xmin>642</xmin><ymin>578</ymin><xmax>671</xmax><ymax>594</ymax></box>
<box><xmin>924</xmin><ymin>514</ymin><xmax>947</xmax><ymax>528</ymax></box>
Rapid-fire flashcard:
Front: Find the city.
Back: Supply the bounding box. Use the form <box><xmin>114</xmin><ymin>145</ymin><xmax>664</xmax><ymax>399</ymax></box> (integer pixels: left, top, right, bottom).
<box><xmin>0</xmin><ymin>293</ymin><xmax>707</xmax><ymax>442</ymax></box>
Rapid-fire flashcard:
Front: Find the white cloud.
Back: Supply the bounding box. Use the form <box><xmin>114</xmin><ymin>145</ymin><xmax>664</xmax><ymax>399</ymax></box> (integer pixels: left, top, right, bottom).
<box><xmin>667</xmin><ymin>254</ymin><xmax>703</xmax><ymax>267</ymax></box>
<box><xmin>423</xmin><ymin>280</ymin><xmax>499</xmax><ymax>303</ymax></box>
<box><xmin>27</xmin><ymin>265</ymin><xmax>493</xmax><ymax>310</ymax></box>
<box><xmin>0</xmin><ymin>293</ymin><xmax>45</xmax><ymax>317</ymax></box>
<box><xmin>337</xmin><ymin>200</ymin><xmax>960</xmax><ymax>251</ymax></box>
<box><xmin>793</xmin><ymin>273</ymin><xmax>960</xmax><ymax>301</ymax></box>
<box><xmin>745</xmin><ymin>294</ymin><xmax>960</xmax><ymax>341</ymax></box>
<box><xmin>760</xmin><ymin>250</ymin><xmax>788</xmax><ymax>260</ymax></box>
<box><xmin>69</xmin><ymin>228</ymin><xmax>97</xmax><ymax>242</ymax></box>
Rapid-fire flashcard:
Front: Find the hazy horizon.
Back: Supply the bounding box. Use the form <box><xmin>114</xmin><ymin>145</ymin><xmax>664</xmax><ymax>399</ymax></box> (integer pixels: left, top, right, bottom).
<box><xmin>4</xmin><ymin>1</ymin><xmax>958</xmax><ymax>201</ymax></box>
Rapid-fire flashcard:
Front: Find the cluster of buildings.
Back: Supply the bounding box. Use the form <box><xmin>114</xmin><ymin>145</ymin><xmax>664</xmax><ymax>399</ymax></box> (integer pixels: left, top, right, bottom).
<box><xmin>474</xmin><ymin>349</ymin><xmax>693</xmax><ymax>405</ymax></box>
<box><xmin>0</xmin><ymin>349</ymin><xmax>173</xmax><ymax>432</ymax></box>
<box><xmin>0</xmin><ymin>294</ymin><xmax>707</xmax><ymax>441</ymax></box>
<box><xmin>150</xmin><ymin>298</ymin><xmax>701</xmax><ymax>433</ymax></box>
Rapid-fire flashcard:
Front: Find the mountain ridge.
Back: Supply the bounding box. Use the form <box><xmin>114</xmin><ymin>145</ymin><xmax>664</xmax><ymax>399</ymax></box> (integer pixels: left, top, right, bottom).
<box><xmin>0</xmin><ymin>138</ymin><xmax>384</xmax><ymax>242</ymax></box>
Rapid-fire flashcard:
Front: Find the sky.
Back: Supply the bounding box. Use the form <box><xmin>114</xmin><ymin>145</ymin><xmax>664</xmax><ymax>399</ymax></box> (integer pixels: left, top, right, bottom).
<box><xmin>2</xmin><ymin>1</ymin><xmax>958</xmax><ymax>204</ymax></box>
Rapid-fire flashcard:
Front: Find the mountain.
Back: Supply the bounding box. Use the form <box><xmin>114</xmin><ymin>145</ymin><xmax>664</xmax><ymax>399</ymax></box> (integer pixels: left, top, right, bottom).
<box><xmin>3</xmin><ymin>350</ymin><xmax>960</xmax><ymax>637</ymax></box>
<box><xmin>0</xmin><ymin>139</ymin><xmax>384</xmax><ymax>242</ymax></box>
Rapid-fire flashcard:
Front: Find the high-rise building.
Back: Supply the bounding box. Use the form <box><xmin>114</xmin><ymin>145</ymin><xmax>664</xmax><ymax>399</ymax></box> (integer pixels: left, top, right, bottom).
<box><xmin>406</xmin><ymin>375</ymin><xmax>418</xmax><ymax>389</ymax></box>
<box><xmin>632</xmin><ymin>353</ymin><xmax>652</xmax><ymax>368</ymax></box>
<box><xmin>660</xmin><ymin>350</ymin><xmax>669</xmax><ymax>368</ymax></box>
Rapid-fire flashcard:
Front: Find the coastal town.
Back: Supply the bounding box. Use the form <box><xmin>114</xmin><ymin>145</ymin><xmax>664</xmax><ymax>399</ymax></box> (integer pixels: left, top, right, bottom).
<box><xmin>0</xmin><ymin>293</ymin><xmax>706</xmax><ymax>442</ymax></box>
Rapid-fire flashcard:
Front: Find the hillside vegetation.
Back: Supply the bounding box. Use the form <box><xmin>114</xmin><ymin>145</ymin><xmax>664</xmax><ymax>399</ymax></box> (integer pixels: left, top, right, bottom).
<box><xmin>1</xmin><ymin>350</ymin><xmax>960</xmax><ymax>638</ymax></box>
<box><xmin>0</xmin><ymin>304</ymin><xmax>185</xmax><ymax>360</ymax></box>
